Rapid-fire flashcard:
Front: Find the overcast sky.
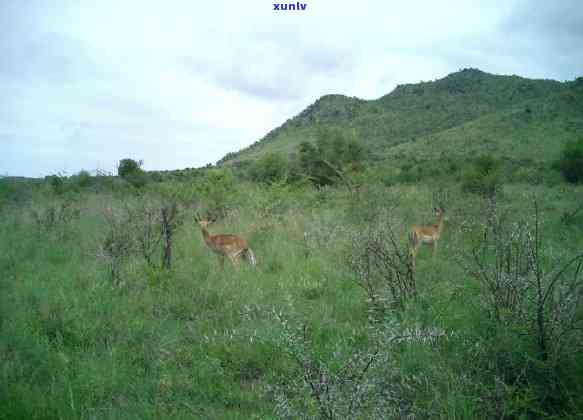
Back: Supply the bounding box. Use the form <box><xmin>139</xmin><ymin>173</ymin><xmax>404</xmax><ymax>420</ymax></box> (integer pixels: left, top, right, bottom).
<box><xmin>1</xmin><ymin>0</ymin><xmax>582</xmax><ymax>177</ymax></box>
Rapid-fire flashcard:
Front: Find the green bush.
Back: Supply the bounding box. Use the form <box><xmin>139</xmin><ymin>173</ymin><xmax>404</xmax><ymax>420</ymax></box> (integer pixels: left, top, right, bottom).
<box><xmin>396</xmin><ymin>167</ymin><xmax>421</xmax><ymax>184</ymax></box>
<box><xmin>125</xmin><ymin>171</ymin><xmax>148</xmax><ymax>189</ymax></box>
<box><xmin>195</xmin><ymin>168</ymin><xmax>237</xmax><ymax>219</ymax></box>
<box><xmin>474</xmin><ymin>155</ymin><xmax>499</xmax><ymax>176</ymax></box>
<box><xmin>249</xmin><ymin>152</ymin><xmax>288</xmax><ymax>184</ymax></box>
<box><xmin>0</xmin><ymin>177</ymin><xmax>34</xmax><ymax>207</ymax></box>
<box><xmin>461</xmin><ymin>170</ymin><xmax>499</xmax><ymax>196</ymax></box>
<box><xmin>45</xmin><ymin>174</ymin><xmax>66</xmax><ymax>195</ymax></box>
<box><xmin>117</xmin><ymin>158</ymin><xmax>142</xmax><ymax>178</ymax></box>
<box><xmin>555</xmin><ymin>137</ymin><xmax>583</xmax><ymax>184</ymax></box>
<box><xmin>297</xmin><ymin>127</ymin><xmax>365</xmax><ymax>186</ymax></box>
<box><xmin>461</xmin><ymin>155</ymin><xmax>501</xmax><ymax>195</ymax></box>
<box><xmin>78</xmin><ymin>170</ymin><xmax>92</xmax><ymax>187</ymax></box>
<box><xmin>117</xmin><ymin>158</ymin><xmax>148</xmax><ymax>189</ymax></box>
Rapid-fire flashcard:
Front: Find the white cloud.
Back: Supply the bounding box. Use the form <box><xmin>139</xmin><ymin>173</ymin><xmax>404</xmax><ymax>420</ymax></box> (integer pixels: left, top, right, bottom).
<box><xmin>0</xmin><ymin>0</ymin><xmax>581</xmax><ymax>176</ymax></box>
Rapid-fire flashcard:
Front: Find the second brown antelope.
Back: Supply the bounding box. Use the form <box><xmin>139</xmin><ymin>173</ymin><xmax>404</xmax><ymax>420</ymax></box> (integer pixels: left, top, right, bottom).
<box><xmin>195</xmin><ymin>215</ymin><xmax>256</xmax><ymax>270</ymax></box>
<box><xmin>409</xmin><ymin>206</ymin><xmax>446</xmax><ymax>268</ymax></box>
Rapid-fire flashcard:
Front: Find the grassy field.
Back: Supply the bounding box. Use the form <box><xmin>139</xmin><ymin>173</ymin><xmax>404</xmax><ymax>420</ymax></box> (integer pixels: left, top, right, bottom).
<box><xmin>1</xmin><ymin>169</ymin><xmax>583</xmax><ymax>418</ymax></box>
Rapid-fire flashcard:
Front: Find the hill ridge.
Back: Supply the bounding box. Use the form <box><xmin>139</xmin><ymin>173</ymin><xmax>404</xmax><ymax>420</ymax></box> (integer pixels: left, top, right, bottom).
<box><xmin>217</xmin><ymin>69</ymin><xmax>582</xmax><ymax>166</ymax></box>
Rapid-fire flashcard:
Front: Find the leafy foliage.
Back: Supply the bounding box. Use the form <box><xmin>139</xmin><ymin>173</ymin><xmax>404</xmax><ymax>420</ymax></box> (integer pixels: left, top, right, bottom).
<box><xmin>348</xmin><ymin>211</ymin><xmax>416</xmax><ymax>312</ymax></box>
<box><xmin>74</xmin><ymin>170</ymin><xmax>92</xmax><ymax>188</ymax></box>
<box><xmin>555</xmin><ymin>137</ymin><xmax>583</xmax><ymax>184</ymax></box>
<box><xmin>44</xmin><ymin>173</ymin><xmax>66</xmax><ymax>195</ymax></box>
<box><xmin>117</xmin><ymin>158</ymin><xmax>142</xmax><ymax>178</ymax></box>
<box><xmin>118</xmin><ymin>158</ymin><xmax>148</xmax><ymax>188</ymax></box>
<box><xmin>194</xmin><ymin>168</ymin><xmax>237</xmax><ymax>219</ymax></box>
<box><xmin>297</xmin><ymin>127</ymin><xmax>365</xmax><ymax>186</ymax></box>
<box><xmin>249</xmin><ymin>152</ymin><xmax>288</xmax><ymax>184</ymax></box>
<box><xmin>461</xmin><ymin>155</ymin><xmax>502</xmax><ymax>196</ymax></box>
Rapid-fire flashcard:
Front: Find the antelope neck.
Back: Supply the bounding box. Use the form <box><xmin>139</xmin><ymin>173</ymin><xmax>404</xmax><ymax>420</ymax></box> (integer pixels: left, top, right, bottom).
<box><xmin>200</xmin><ymin>226</ymin><xmax>212</xmax><ymax>243</ymax></box>
<box><xmin>436</xmin><ymin>214</ymin><xmax>444</xmax><ymax>234</ymax></box>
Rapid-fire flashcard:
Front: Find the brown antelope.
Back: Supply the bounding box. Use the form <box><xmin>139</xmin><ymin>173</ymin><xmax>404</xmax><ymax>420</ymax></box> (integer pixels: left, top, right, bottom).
<box><xmin>196</xmin><ymin>215</ymin><xmax>256</xmax><ymax>270</ymax></box>
<box><xmin>409</xmin><ymin>206</ymin><xmax>446</xmax><ymax>268</ymax></box>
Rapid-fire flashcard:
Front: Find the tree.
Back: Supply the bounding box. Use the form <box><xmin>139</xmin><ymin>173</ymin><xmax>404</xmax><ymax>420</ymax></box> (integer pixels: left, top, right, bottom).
<box><xmin>555</xmin><ymin>137</ymin><xmax>583</xmax><ymax>184</ymax></box>
<box><xmin>250</xmin><ymin>152</ymin><xmax>288</xmax><ymax>183</ymax></box>
<box><xmin>298</xmin><ymin>141</ymin><xmax>320</xmax><ymax>181</ymax></box>
<box><xmin>75</xmin><ymin>170</ymin><xmax>92</xmax><ymax>188</ymax></box>
<box><xmin>117</xmin><ymin>158</ymin><xmax>147</xmax><ymax>188</ymax></box>
<box><xmin>461</xmin><ymin>154</ymin><xmax>501</xmax><ymax>196</ymax></box>
<box><xmin>45</xmin><ymin>173</ymin><xmax>66</xmax><ymax>194</ymax></box>
<box><xmin>195</xmin><ymin>168</ymin><xmax>236</xmax><ymax>219</ymax></box>
<box><xmin>297</xmin><ymin>127</ymin><xmax>365</xmax><ymax>187</ymax></box>
<box><xmin>118</xmin><ymin>159</ymin><xmax>142</xmax><ymax>178</ymax></box>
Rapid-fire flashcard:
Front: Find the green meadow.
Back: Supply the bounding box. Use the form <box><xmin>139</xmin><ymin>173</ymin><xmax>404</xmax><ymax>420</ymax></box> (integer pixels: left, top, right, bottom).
<box><xmin>2</xmin><ymin>69</ymin><xmax>583</xmax><ymax>419</ymax></box>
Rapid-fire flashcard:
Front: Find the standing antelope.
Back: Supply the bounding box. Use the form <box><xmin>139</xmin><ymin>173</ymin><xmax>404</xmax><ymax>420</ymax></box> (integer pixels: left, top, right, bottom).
<box><xmin>409</xmin><ymin>206</ymin><xmax>446</xmax><ymax>268</ymax></box>
<box><xmin>196</xmin><ymin>216</ymin><xmax>256</xmax><ymax>270</ymax></box>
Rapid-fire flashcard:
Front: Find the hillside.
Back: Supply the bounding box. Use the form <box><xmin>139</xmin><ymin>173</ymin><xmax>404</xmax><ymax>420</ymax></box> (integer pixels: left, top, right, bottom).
<box><xmin>217</xmin><ymin>68</ymin><xmax>583</xmax><ymax>166</ymax></box>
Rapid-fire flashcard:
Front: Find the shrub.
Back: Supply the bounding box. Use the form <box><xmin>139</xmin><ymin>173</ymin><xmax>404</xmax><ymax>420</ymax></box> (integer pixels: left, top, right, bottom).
<box><xmin>98</xmin><ymin>206</ymin><xmax>135</xmax><ymax>284</ymax></box>
<box><xmin>0</xmin><ymin>177</ymin><xmax>33</xmax><ymax>207</ymax></box>
<box><xmin>272</xmin><ymin>315</ymin><xmax>417</xmax><ymax>419</ymax></box>
<box><xmin>461</xmin><ymin>155</ymin><xmax>501</xmax><ymax>196</ymax></box>
<box><xmin>118</xmin><ymin>158</ymin><xmax>148</xmax><ymax>188</ymax></box>
<box><xmin>348</xmin><ymin>210</ymin><xmax>416</xmax><ymax>312</ymax></box>
<box><xmin>45</xmin><ymin>174</ymin><xmax>66</xmax><ymax>195</ymax></box>
<box><xmin>463</xmin><ymin>199</ymin><xmax>583</xmax><ymax>415</ymax></box>
<box><xmin>125</xmin><ymin>171</ymin><xmax>148</xmax><ymax>189</ymax></box>
<box><xmin>249</xmin><ymin>152</ymin><xmax>288</xmax><ymax>184</ymax></box>
<box><xmin>474</xmin><ymin>155</ymin><xmax>498</xmax><ymax>176</ymax></box>
<box><xmin>297</xmin><ymin>127</ymin><xmax>365</xmax><ymax>186</ymax></box>
<box><xmin>117</xmin><ymin>158</ymin><xmax>142</xmax><ymax>178</ymax></box>
<box><xmin>30</xmin><ymin>198</ymin><xmax>80</xmax><ymax>239</ymax></box>
<box><xmin>461</xmin><ymin>170</ymin><xmax>499</xmax><ymax>196</ymax></box>
<box><xmin>555</xmin><ymin>137</ymin><xmax>583</xmax><ymax>184</ymax></box>
<box><xmin>395</xmin><ymin>167</ymin><xmax>420</xmax><ymax>184</ymax></box>
<box><xmin>75</xmin><ymin>170</ymin><xmax>93</xmax><ymax>188</ymax></box>
<box><xmin>195</xmin><ymin>168</ymin><xmax>237</xmax><ymax>219</ymax></box>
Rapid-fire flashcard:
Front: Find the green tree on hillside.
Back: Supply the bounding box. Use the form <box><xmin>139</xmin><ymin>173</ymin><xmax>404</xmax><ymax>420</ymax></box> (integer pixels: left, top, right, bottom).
<box><xmin>118</xmin><ymin>158</ymin><xmax>147</xmax><ymax>188</ymax></box>
<box><xmin>250</xmin><ymin>152</ymin><xmax>288</xmax><ymax>184</ymax></box>
<box><xmin>555</xmin><ymin>137</ymin><xmax>583</xmax><ymax>184</ymax></box>
<box><xmin>461</xmin><ymin>154</ymin><xmax>501</xmax><ymax>196</ymax></box>
<box><xmin>45</xmin><ymin>173</ymin><xmax>66</xmax><ymax>195</ymax></box>
<box><xmin>75</xmin><ymin>170</ymin><xmax>93</xmax><ymax>188</ymax></box>
<box><xmin>195</xmin><ymin>168</ymin><xmax>236</xmax><ymax>219</ymax></box>
<box><xmin>298</xmin><ymin>141</ymin><xmax>319</xmax><ymax>180</ymax></box>
<box><xmin>118</xmin><ymin>159</ymin><xmax>142</xmax><ymax>178</ymax></box>
<box><xmin>298</xmin><ymin>127</ymin><xmax>365</xmax><ymax>186</ymax></box>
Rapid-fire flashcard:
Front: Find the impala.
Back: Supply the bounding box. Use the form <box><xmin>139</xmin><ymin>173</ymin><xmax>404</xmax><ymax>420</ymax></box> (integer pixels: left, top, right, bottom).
<box><xmin>409</xmin><ymin>206</ymin><xmax>446</xmax><ymax>267</ymax></box>
<box><xmin>196</xmin><ymin>215</ymin><xmax>256</xmax><ymax>270</ymax></box>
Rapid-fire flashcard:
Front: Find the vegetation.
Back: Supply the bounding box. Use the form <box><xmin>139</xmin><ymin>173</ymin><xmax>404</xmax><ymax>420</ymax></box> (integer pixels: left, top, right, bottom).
<box><xmin>117</xmin><ymin>158</ymin><xmax>143</xmax><ymax>178</ymax></box>
<box><xmin>555</xmin><ymin>137</ymin><xmax>583</xmax><ymax>184</ymax></box>
<box><xmin>218</xmin><ymin>69</ymin><xmax>583</xmax><ymax>169</ymax></box>
<box><xmin>247</xmin><ymin>127</ymin><xmax>365</xmax><ymax>187</ymax></box>
<box><xmin>118</xmin><ymin>158</ymin><xmax>148</xmax><ymax>188</ymax></box>
<box><xmin>461</xmin><ymin>155</ymin><xmax>502</xmax><ymax>196</ymax></box>
<box><xmin>249</xmin><ymin>152</ymin><xmax>288</xmax><ymax>184</ymax></box>
<box><xmin>2</xmin><ymin>69</ymin><xmax>583</xmax><ymax>419</ymax></box>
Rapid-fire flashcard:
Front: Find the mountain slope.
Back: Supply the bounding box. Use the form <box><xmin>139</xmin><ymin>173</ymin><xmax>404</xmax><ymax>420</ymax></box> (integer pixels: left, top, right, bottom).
<box><xmin>217</xmin><ymin>69</ymin><xmax>583</xmax><ymax>166</ymax></box>
<box><xmin>389</xmin><ymin>76</ymin><xmax>583</xmax><ymax>163</ymax></box>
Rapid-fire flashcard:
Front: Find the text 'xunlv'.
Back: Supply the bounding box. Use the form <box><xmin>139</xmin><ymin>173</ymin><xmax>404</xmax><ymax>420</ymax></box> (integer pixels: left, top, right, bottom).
<box><xmin>273</xmin><ymin>2</ymin><xmax>308</xmax><ymax>11</ymax></box>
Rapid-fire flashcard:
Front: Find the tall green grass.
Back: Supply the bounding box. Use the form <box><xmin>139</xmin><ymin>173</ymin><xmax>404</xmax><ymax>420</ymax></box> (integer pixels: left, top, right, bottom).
<box><xmin>1</xmin><ymin>176</ymin><xmax>582</xmax><ymax>419</ymax></box>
